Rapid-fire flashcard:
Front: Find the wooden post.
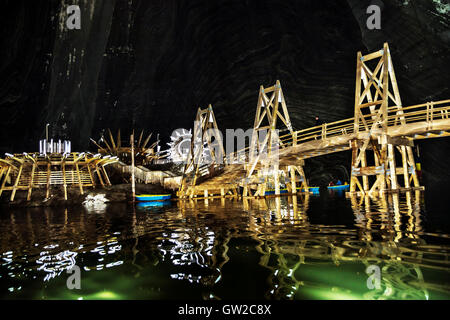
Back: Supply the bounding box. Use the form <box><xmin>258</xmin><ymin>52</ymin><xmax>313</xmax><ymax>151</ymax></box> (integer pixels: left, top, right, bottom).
<box><xmin>46</xmin><ymin>162</ymin><xmax>51</xmax><ymax>199</ymax></box>
<box><xmin>387</xmin><ymin>144</ymin><xmax>398</xmax><ymax>190</ymax></box>
<box><xmin>297</xmin><ymin>165</ymin><xmax>308</xmax><ymax>191</ymax></box>
<box><xmin>274</xmin><ymin>164</ymin><xmax>280</xmax><ymax>196</ymax></box>
<box><xmin>0</xmin><ymin>166</ymin><xmax>4</xmax><ymax>194</ymax></box>
<box><xmin>87</xmin><ymin>163</ymin><xmax>95</xmax><ymax>188</ymax></box>
<box><xmin>406</xmin><ymin>146</ymin><xmax>420</xmax><ymax>188</ymax></box>
<box><xmin>401</xmin><ymin>146</ymin><xmax>410</xmax><ymax>189</ymax></box>
<box><xmin>290</xmin><ymin>166</ymin><xmax>297</xmax><ymax>194</ymax></box>
<box><xmin>10</xmin><ymin>164</ymin><xmax>23</xmax><ymax>201</ymax></box>
<box><xmin>131</xmin><ymin>131</ymin><xmax>136</xmax><ymax>203</ymax></box>
<box><xmin>102</xmin><ymin>166</ymin><xmax>111</xmax><ymax>186</ymax></box>
<box><xmin>0</xmin><ymin>166</ymin><xmax>11</xmax><ymax>197</ymax></box>
<box><xmin>95</xmin><ymin>165</ymin><xmax>105</xmax><ymax>187</ymax></box>
<box><xmin>62</xmin><ymin>162</ymin><xmax>68</xmax><ymax>201</ymax></box>
<box><xmin>354</xmin><ymin>51</ymin><xmax>362</xmax><ymax>133</ymax></box>
<box><xmin>361</xmin><ymin>150</ymin><xmax>369</xmax><ymax>192</ymax></box>
<box><xmin>75</xmin><ymin>163</ymin><xmax>84</xmax><ymax>195</ymax></box>
<box><xmin>350</xmin><ymin>142</ymin><xmax>358</xmax><ymax>193</ymax></box>
<box><xmin>27</xmin><ymin>163</ymin><xmax>36</xmax><ymax>201</ymax></box>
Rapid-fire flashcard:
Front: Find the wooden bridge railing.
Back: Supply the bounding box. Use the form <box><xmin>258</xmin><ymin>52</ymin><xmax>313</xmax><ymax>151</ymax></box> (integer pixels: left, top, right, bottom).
<box><xmin>222</xmin><ymin>99</ymin><xmax>450</xmax><ymax>164</ymax></box>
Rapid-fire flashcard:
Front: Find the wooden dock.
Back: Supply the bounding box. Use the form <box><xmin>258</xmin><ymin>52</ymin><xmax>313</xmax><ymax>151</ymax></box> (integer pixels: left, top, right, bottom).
<box><xmin>0</xmin><ymin>153</ymin><xmax>118</xmax><ymax>201</ymax></box>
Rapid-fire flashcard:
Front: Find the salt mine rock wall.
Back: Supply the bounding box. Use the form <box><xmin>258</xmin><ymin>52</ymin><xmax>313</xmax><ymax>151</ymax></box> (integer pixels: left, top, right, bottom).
<box><xmin>0</xmin><ymin>0</ymin><xmax>449</xmax><ymax>187</ymax></box>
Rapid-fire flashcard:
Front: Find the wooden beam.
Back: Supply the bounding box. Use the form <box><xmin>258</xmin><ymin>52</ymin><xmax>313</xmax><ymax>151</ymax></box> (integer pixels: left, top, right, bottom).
<box><xmin>75</xmin><ymin>163</ymin><xmax>84</xmax><ymax>195</ymax></box>
<box><xmin>378</xmin><ymin>135</ymin><xmax>413</xmax><ymax>147</ymax></box>
<box><xmin>27</xmin><ymin>163</ymin><xmax>36</xmax><ymax>201</ymax></box>
<box><xmin>10</xmin><ymin>164</ymin><xmax>23</xmax><ymax>201</ymax></box>
<box><xmin>62</xmin><ymin>162</ymin><xmax>68</xmax><ymax>200</ymax></box>
<box><xmin>0</xmin><ymin>166</ymin><xmax>11</xmax><ymax>197</ymax></box>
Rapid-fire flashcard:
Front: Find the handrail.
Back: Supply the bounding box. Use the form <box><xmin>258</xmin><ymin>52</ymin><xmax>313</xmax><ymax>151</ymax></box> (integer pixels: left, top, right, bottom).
<box><xmin>221</xmin><ymin>99</ymin><xmax>450</xmax><ymax>164</ymax></box>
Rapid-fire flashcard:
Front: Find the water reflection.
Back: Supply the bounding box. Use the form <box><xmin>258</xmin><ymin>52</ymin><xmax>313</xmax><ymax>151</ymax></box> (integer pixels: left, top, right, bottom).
<box><xmin>0</xmin><ymin>191</ymin><xmax>449</xmax><ymax>300</ymax></box>
<box><xmin>245</xmin><ymin>192</ymin><xmax>448</xmax><ymax>300</ymax></box>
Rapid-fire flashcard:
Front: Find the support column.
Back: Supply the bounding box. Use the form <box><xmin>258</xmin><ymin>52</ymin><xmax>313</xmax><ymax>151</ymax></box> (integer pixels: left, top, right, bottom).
<box><xmin>360</xmin><ymin>150</ymin><xmax>369</xmax><ymax>192</ymax></box>
<box><xmin>27</xmin><ymin>163</ymin><xmax>36</xmax><ymax>201</ymax></box>
<box><xmin>0</xmin><ymin>166</ymin><xmax>11</xmax><ymax>197</ymax></box>
<box><xmin>46</xmin><ymin>162</ymin><xmax>51</xmax><ymax>199</ymax></box>
<box><xmin>387</xmin><ymin>144</ymin><xmax>398</xmax><ymax>191</ymax></box>
<box><xmin>87</xmin><ymin>164</ymin><xmax>95</xmax><ymax>188</ymax></box>
<box><xmin>289</xmin><ymin>166</ymin><xmax>297</xmax><ymax>194</ymax></box>
<box><xmin>274</xmin><ymin>164</ymin><xmax>280</xmax><ymax>196</ymax></box>
<box><xmin>95</xmin><ymin>165</ymin><xmax>105</xmax><ymax>187</ymax></box>
<box><xmin>406</xmin><ymin>146</ymin><xmax>420</xmax><ymax>187</ymax></box>
<box><xmin>10</xmin><ymin>164</ymin><xmax>23</xmax><ymax>201</ymax></box>
<box><xmin>350</xmin><ymin>141</ymin><xmax>358</xmax><ymax>193</ymax></box>
<box><xmin>401</xmin><ymin>146</ymin><xmax>410</xmax><ymax>189</ymax></box>
<box><xmin>75</xmin><ymin>163</ymin><xmax>84</xmax><ymax>195</ymax></box>
<box><xmin>62</xmin><ymin>162</ymin><xmax>68</xmax><ymax>201</ymax></box>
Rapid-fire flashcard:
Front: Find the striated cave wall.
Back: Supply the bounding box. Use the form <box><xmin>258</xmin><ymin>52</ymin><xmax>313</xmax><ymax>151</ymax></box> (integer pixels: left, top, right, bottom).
<box><xmin>0</xmin><ymin>0</ymin><xmax>449</xmax><ymax>190</ymax></box>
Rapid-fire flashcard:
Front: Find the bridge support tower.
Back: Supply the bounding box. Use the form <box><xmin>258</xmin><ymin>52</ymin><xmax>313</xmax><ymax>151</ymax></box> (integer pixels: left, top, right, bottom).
<box><xmin>243</xmin><ymin>81</ymin><xmax>308</xmax><ymax>198</ymax></box>
<box><xmin>348</xmin><ymin>43</ymin><xmax>422</xmax><ymax>197</ymax></box>
<box><xmin>178</xmin><ymin>105</ymin><xmax>235</xmax><ymax>199</ymax></box>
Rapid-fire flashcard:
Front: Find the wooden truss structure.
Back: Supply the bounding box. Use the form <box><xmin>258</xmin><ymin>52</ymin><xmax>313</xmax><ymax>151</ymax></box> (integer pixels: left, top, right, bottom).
<box><xmin>349</xmin><ymin>43</ymin><xmax>421</xmax><ymax>196</ymax></box>
<box><xmin>178</xmin><ymin>105</ymin><xmax>231</xmax><ymax>199</ymax></box>
<box><xmin>0</xmin><ymin>153</ymin><xmax>118</xmax><ymax>201</ymax></box>
<box><xmin>243</xmin><ymin>80</ymin><xmax>308</xmax><ymax>198</ymax></box>
<box><xmin>91</xmin><ymin>129</ymin><xmax>165</xmax><ymax>166</ymax></box>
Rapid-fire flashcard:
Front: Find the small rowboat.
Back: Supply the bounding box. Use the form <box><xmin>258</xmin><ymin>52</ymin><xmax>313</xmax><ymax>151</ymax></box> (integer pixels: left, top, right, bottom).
<box><xmin>137</xmin><ymin>200</ymin><xmax>172</xmax><ymax>208</ymax></box>
<box><xmin>264</xmin><ymin>184</ymin><xmax>349</xmax><ymax>195</ymax></box>
<box><xmin>135</xmin><ymin>194</ymin><xmax>172</xmax><ymax>202</ymax></box>
<box><xmin>327</xmin><ymin>184</ymin><xmax>349</xmax><ymax>191</ymax></box>
<box><xmin>302</xmin><ymin>187</ymin><xmax>320</xmax><ymax>193</ymax></box>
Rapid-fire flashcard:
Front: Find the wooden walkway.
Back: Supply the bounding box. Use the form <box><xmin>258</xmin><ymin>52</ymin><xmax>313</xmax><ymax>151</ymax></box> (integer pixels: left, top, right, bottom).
<box><xmin>0</xmin><ymin>153</ymin><xmax>118</xmax><ymax>201</ymax></box>
<box><xmin>178</xmin><ymin>43</ymin><xmax>450</xmax><ymax>199</ymax></box>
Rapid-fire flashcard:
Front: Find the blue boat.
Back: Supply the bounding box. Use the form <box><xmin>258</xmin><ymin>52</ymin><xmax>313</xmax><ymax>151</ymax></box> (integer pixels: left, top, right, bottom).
<box><xmin>327</xmin><ymin>184</ymin><xmax>350</xmax><ymax>191</ymax></box>
<box><xmin>135</xmin><ymin>194</ymin><xmax>172</xmax><ymax>202</ymax></box>
<box><xmin>302</xmin><ymin>187</ymin><xmax>320</xmax><ymax>193</ymax></box>
<box><xmin>264</xmin><ymin>189</ymin><xmax>289</xmax><ymax>195</ymax></box>
<box><xmin>264</xmin><ymin>185</ymin><xmax>348</xmax><ymax>196</ymax></box>
<box><xmin>136</xmin><ymin>200</ymin><xmax>172</xmax><ymax>208</ymax></box>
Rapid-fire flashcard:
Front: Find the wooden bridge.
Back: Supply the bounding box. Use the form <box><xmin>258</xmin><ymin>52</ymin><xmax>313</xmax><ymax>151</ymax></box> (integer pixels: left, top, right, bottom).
<box><xmin>177</xmin><ymin>43</ymin><xmax>450</xmax><ymax>199</ymax></box>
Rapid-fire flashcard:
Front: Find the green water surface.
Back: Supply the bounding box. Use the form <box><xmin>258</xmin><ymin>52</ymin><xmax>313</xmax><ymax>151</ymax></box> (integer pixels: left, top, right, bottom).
<box><xmin>1</xmin><ymin>190</ymin><xmax>449</xmax><ymax>300</ymax></box>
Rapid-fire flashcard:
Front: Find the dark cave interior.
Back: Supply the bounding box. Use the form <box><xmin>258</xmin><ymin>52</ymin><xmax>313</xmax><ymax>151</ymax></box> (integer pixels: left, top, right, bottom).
<box><xmin>0</xmin><ymin>0</ymin><xmax>449</xmax><ymax>188</ymax></box>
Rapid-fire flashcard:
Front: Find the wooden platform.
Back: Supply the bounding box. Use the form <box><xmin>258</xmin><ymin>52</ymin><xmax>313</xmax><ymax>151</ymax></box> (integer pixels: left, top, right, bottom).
<box><xmin>0</xmin><ymin>152</ymin><xmax>118</xmax><ymax>201</ymax></box>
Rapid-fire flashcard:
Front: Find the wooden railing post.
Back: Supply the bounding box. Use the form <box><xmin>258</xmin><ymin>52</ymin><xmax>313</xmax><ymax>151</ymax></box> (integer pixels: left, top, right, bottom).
<box><xmin>430</xmin><ymin>101</ymin><xmax>434</xmax><ymax>123</ymax></box>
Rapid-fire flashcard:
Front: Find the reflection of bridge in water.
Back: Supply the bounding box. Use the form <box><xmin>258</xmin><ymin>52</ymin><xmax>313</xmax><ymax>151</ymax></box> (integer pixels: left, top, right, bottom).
<box><xmin>175</xmin><ymin>192</ymin><xmax>450</xmax><ymax>300</ymax></box>
<box><xmin>178</xmin><ymin>43</ymin><xmax>450</xmax><ymax>200</ymax></box>
<box><xmin>1</xmin><ymin>192</ymin><xmax>449</xmax><ymax>299</ymax></box>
